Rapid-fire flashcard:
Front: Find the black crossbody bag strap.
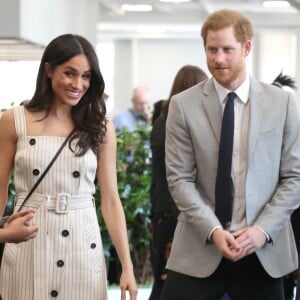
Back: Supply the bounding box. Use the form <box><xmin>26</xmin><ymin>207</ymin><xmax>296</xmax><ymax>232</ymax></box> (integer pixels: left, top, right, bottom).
<box><xmin>17</xmin><ymin>129</ymin><xmax>75</xmax><ymax>212</ymax></box>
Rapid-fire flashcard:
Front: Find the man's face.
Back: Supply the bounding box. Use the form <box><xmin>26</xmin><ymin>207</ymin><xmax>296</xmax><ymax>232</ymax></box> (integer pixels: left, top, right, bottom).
<box><xmin>205</xmin><ymin>26</ymin><xmax>251</xmax><ymax>90</ymax></box>
<box><xmin>132</xmin><ymin>91</ymin><xmax>149</xmax><ymax>113</ymax></box>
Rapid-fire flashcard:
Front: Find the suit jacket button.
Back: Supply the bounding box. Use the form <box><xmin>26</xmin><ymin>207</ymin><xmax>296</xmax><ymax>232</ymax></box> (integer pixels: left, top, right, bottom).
<box><xmin>91</xmin><ymin>243</ymin><xmax>96</xmax><ymax>249</ymax></box>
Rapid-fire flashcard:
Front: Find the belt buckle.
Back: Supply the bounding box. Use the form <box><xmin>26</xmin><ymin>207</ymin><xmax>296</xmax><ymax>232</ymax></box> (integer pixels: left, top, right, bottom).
<box><xmin>55</xmin><ymin>193</ymin><xmax>70</xmax><ymax>214</ymax></box>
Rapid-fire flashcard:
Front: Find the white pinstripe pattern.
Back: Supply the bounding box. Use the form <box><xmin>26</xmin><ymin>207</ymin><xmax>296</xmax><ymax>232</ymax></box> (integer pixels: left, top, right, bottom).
<box><xmin>0</xmin><ymin>106</ymin><xmax>107</xmax><ymax>300</ymax></box>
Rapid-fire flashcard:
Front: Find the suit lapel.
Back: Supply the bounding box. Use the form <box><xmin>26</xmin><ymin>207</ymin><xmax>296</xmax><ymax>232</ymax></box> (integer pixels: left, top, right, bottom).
<box><xmin>248</xmin><ymin>78</ymin><xmax>263</xmax><ymax>163</ymax></box>
<box><xmin>202</xmin><ymin>79</ymin><xmax>222</xmax><ymax>143</ymax></box>
<box><xmin>201</xmin><ymin>78</ymin><xmax>264</xmax><ymax>155</ymax></box>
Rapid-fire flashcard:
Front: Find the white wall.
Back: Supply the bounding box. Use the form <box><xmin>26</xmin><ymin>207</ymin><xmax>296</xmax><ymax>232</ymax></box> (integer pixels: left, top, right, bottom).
<box><xmin>112</xmin><ymin>38</ymin><xmax>210</xmax><ymax>116</ymax></box>
<box><xmin>137</xmin><ymin>39</ymin><xmax>209</xmax><ymax>102</ymax></box>
<box><xmin>256</xmin><ymin>31</ymin><xmax>300</xmax><ymax>106</ymax></box>
<box><xmin>0</xmin><ymin>61</ymin><xmax>39</xmax><ymax>109</ymax></box>
<box><xmin>257</xmin><ymin>32</ymin><xmax>297</xmax><ymax>82</ymax></box>
<box><xmin>113</xmin><ymin>40</ymin><xmax>134</xmax><ymax>115</ymax></box>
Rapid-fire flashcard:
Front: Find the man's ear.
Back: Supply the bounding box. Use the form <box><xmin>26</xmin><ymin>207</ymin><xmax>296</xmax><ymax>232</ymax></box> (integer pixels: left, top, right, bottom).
<box><xmin>44</xmin><ymin>62</ymin><xmax>53</xmax><ymax>78</ymax></box>
<box><xmin>244</xmin><ymin>40</ymin><xmax>252</xmax><ymax>57</ymax></box>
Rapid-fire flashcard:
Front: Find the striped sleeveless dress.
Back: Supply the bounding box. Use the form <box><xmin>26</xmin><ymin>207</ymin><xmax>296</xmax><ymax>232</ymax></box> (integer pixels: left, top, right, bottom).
<box><xmin>0</xmin><ymin>106</ymin><xmax>107</xmax><ymax>299</ymax></box>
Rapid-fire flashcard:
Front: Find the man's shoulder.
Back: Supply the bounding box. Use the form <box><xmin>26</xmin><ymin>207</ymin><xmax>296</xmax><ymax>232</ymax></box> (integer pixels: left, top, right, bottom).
<box><xmin>112</xmin><ymin>109</ymin><xmax>136</xmax><ymax>131</ymax></box>
<box><xmin>252</xmin><ymin>77</ymin><xmax>290</xmax><ymax>95</ymax></box>
<box><xmin>171</xmin><ymin>80</ymin><xmax>210</xmax><ymax>108</ymax></box>
<box><xmin>113</xmin><ymin>109</ymin><xmax>133</xmax><ymax>122</ymax></box>
<box><xmin>172</xmin><ymin>80</ymin><xmax>207</xmax><ymax>100</ymax></box>
<box><xmin>113</xmin><ymin>108</ymin><xmax>132</xmax><ymax>118</ymax></box>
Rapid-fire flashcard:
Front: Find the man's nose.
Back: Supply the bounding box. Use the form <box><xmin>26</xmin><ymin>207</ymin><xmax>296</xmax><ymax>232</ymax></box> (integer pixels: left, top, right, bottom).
<box><xmin>214</xmin><ymin>49</ymin><xmax>225</xmax><ymax>63</ymax></box>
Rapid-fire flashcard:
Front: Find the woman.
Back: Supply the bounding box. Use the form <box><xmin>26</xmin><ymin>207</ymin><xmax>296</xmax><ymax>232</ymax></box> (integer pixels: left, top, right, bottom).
<box><xmin>149</xmin><ymin>65</ymin><xmax>208</xmax><ymax>300</ymax></box>
<box><xmin>0</xmin><ymin>34</ymin><xmax>137</xmax><ymax>300</ymax></box>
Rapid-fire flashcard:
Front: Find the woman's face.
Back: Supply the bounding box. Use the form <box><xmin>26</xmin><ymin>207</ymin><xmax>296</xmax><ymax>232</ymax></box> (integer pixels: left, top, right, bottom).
<box><xmin>45</xmin><ymin>54</ymin><xmax>91</xmax><ymax>107</ymax></box>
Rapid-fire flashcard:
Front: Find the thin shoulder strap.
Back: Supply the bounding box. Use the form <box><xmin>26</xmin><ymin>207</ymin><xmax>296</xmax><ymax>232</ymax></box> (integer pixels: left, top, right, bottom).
<box><xmin>17</xmin><ymin>129</ymin><xmax>76</xmax><ymax>212</ymax></box>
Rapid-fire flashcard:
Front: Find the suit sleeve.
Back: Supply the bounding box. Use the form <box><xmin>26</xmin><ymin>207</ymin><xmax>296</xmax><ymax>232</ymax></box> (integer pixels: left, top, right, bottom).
<box><xmin>254</xmin><ymin>93</ymin><xmax>300</xmax><ymax>241</ymax></box>
<box><xmin>165</xmin><ymin>96</ymin><xmax>221</xmax><ymax>241</ymax></box>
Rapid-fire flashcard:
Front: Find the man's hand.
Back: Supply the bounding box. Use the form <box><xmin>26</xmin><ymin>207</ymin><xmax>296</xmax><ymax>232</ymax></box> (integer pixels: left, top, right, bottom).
<box><xmin>211</xmin><ymin>228</ymin><xmax>243</xmax><ymax>261</ymax></box>
<box><xmin>232</xmin><ymin>226</ymin><xmax>267</xmax><ymax>258</ymax></box>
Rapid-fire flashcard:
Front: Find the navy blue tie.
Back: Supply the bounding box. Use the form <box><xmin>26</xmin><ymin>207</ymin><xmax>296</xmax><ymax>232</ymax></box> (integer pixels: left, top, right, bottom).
<box><xmin>215</xmin><ymin>92</ymin><xmax>236</xmax><ymax>228</ymax></box>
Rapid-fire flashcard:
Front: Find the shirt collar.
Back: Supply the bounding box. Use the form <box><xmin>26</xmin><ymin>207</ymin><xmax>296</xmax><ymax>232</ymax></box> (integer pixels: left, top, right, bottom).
<box><xmin>213</xmin><ymin>76</ymin><xmax>250</xmax><ymax>104</ymax></box>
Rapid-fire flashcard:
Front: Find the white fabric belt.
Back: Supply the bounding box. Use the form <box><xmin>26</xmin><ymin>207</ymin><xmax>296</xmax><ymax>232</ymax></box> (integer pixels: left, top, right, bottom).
<box><xmin>16</xmin><ymin>192</ymin><xmax>94</xmax><ymax>213</ymax></box>
<box><xmin>14</xmin><ymin>192</ymin><xmax>95</xmax><ymax>299</ymax></box>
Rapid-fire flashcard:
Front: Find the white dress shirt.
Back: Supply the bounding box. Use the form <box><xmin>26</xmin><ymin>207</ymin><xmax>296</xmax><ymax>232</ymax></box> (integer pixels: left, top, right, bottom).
<box><xmin>213</xmin><ymin>77</ymin><xmax>250</xmax><ymax>232</ymax></box>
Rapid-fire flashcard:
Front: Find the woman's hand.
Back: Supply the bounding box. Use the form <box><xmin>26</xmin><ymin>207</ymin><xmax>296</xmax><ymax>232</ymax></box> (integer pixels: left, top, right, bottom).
<box><xmin>120</xmin><ymin>268</ymin><xmax>138</xmax><ymax>300</ymax></box>
<box><xmin>2</xmin><ymin>209</ymin><xmax>38</xmax><ymax>243</ymax></box>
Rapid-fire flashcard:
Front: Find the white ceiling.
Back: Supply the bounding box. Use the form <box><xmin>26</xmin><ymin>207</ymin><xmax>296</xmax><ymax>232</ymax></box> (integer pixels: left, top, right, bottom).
<box><xmin>1</xmin><ymin>0</ymin><xmax>300</xmax><ymax>60</ymax></box>
<box><xmin>97</xmin><ymin>0</ymin><xmax>300</xmax><ymax>39</ymax></box>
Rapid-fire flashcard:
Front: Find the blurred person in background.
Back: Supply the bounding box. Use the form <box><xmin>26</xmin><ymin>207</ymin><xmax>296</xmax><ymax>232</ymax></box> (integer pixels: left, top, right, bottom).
<box><xmin>151</xmin><ymin>100</ymin><xmax>165</xmax><ymax>125</ymax></box>
<box><xmin>149</xmin><ymin>65</ymin><xmax>208</xmax><ymax>300</ymax></box>
<box><xmin>113</xmin><ymin>85</ymin><xmax>151</xmax><ymax>132</ymax></box>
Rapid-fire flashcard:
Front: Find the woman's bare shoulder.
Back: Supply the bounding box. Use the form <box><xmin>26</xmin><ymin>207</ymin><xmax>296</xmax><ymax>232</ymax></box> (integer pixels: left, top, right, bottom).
<box><xmin>0</xmin><ymin>108</ymin><xmax>17</xmax><ymax>138</ymax></box>
<box><xmin>0</xmin><ymin>108</ymin><xmax>15</xmax><ymax>125</ymax></box>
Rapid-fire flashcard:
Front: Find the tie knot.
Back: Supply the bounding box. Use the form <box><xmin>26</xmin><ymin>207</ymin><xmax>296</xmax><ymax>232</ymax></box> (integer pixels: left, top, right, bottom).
<box><xmin>227</xmin><ymin>92</ymin><xmax>236</xmax><ymax>102</ymax></box>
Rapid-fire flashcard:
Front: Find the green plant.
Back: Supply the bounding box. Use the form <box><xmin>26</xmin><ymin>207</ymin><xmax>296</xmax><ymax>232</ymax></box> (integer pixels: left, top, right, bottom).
<box><xmin>95</xmin><ymin>124</ymin><xmax>152</xmax><ymax>283</ymax></box>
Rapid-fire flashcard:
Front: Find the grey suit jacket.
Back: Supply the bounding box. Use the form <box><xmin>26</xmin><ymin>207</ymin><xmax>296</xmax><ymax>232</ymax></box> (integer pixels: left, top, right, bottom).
<box><xmin>165</xmin><ymin>77</ymin><xmax>300</xmax><ymax>278</ymax></box>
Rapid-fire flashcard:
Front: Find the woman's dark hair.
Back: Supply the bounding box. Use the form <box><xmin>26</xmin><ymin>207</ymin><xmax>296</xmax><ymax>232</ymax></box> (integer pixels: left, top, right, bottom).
<box><xmin>272</xmin><ymin>71</ymin><xmax>297</xmax><ymax>90</ymax></box>
<box><xmin>25</xmin><ymin>33</ymin><xmax>107</xmax><ymax>156</ymax></box>
<box><xmin>152</xmin><ymin>99</ymin><xmax>165</xmax><ymax>124</ymax></box>
<box><xmin>161</xmin><ymin>65</ymin><xmax>208</xmax><ymax>116</ymax></box>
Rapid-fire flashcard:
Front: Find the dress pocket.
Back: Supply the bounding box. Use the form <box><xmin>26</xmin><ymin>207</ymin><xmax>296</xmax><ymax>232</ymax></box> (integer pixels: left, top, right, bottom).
<box><xmin>2</xmin><ymin>243</ymin><xmax>18</xmax><ymax>267</ymax></box>
<box><xmin>84</xmin><ymin>221</ymin><xmax>104</xmax><ymax>273</ymax></box>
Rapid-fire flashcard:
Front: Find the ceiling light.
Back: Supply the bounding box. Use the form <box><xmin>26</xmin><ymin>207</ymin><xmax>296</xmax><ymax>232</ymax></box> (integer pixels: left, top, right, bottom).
<box><xmin>159</xmin><ymin>0</ymin><xmax>191</xmax><ymax>2</ymax></box>
<box><xmin>263</xmin><ymin>1</ymin><xmax>290</xmax><ymax>8</ymax></box>
<box><xmin>121</xmin><ymin>4</ymin><xmax>153</xmax><ymax>12</ymax></box>
<box><xmin>136</xmin><ymin>26</ymin><xmax>167</xmax><ymax>33</ymax></box>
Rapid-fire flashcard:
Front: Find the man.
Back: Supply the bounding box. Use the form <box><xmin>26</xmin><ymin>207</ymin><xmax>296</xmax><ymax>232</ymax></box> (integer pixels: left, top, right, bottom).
<box><xmin>113</xmin><ymin>85</ymin><xmax>150</xmax><ymax>131</ymax></box>
<box><xmin>161</xmin><ymin>9</ymin><xmax>300</xmax><ymax>300</ymax></box>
